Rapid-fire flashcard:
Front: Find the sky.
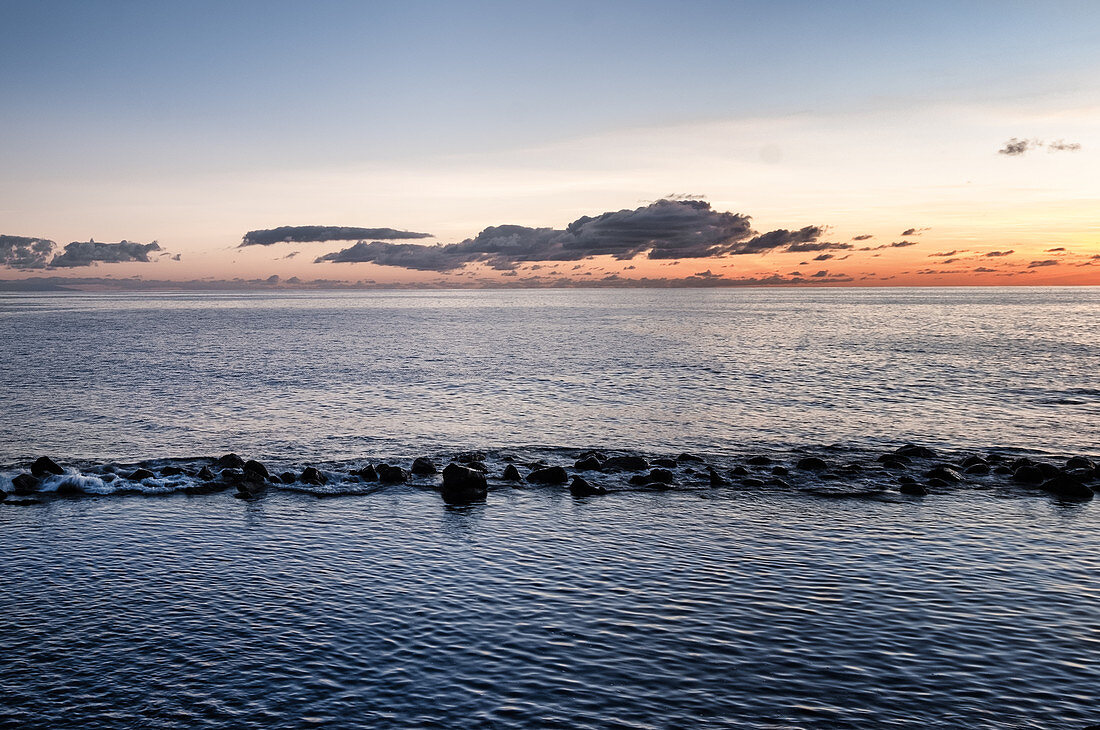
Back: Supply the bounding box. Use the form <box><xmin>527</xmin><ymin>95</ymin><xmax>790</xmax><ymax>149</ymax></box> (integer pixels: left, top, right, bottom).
<box><xmin>1</xmin><ymin>0</ymin><xmax>1098</xmax><ymax>288</ymax></box>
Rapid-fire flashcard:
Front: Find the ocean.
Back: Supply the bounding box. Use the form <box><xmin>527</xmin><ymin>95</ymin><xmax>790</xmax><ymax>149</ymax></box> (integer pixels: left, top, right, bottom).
<box><xmin>1</xmin><ymin>288</ymin><xmax>1098</xmax><ymax>729</ymax></box>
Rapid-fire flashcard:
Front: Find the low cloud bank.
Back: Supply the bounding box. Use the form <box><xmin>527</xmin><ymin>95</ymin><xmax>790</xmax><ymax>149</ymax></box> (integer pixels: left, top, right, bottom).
<box><xmin>241</xmin><ymin>226</ymin><xmax>432</xmax><ymax>247</ymax></box>
<box><xmin>316</xmin><ymin>199</ymin><xmax>825</xmax><ymax>272</ymax></box>
<box><xmin>0</xmin><ymin>235</ymin><xmax>55</xmax><ymax>269</ymax></box>
<box><xmin>49</xmin><ymin>240</ymin><xmax>162</xmax><ymax>268</ymax></box>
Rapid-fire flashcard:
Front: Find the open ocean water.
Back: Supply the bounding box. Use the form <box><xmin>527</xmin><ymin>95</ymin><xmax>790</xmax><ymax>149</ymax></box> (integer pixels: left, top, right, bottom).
<box><xmin>1</xmin><ymin>287</ymin><xmax>1099</xmax><ymax>729</ymax></box>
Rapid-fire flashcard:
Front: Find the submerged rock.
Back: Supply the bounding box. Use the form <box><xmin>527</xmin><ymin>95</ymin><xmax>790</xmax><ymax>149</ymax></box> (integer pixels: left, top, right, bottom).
<box><xmin>653</xmin><ymin>457</ymin><xmax>678</xmax><ymax>468</ymax></box>
<box><xmin>376</xmin><ymin>464</ymin><xmax>409</xmax><ymax>483</ymax></box>
<box><xmin>677</xmin><ymin>452</ymin><xmax>705</xmax><ymax>463</ymax></box>
<box><xmin>12</xmin><ymin>473</ymin><xmax>39</xmax><ymax>495</ymax></box>
<box><xmin>741</xmin><ymin>477</ymin><xmax>765</xmax><ymax>488</ymax></box>
<box><xmin>746</xmin><ymin>455</ymin><xmax>772</xmax><ymax>466</ymax></box>
<box><xmin>300</xmin><ymin>467</ymin><xmax>327</xmax><ymax>486</ymax></box>
<box><xmin>602</xmin><ymin>455</ymin><xmax>649</xmax><ymax>472</ymax></box>
<box><xmin>574</xmin><ymin>455</ymin><xmax>603</xmax><ymax>471</ymax></box>
<box><xmin>796</xmin><ymin>457</ymin><xmax>828</xmax><ymax>471</ymax></box>
<box><xmin>964</xmin><ymin>463</ymin><xmax>991</xmax><ymax>475</ymax></box>
<box><xmin>160</xmin><ymin>466</ymin><xmax>186</xmax><ymax>477</ymax></box>
<box><xmin>708</xmin><ymin>469</ymin><xmax>729</xmax><ymax>486</ymax></box>
<box><xmin>278</xmin><ymin>471</ymin><xmax>297</xmax><ymax>484</ymax></box>
<box><xmin>570</xmin><ymin>475</ymin><xmax>606</xmax><ymax>497</ymax></box>
<box><xmin>128</xmin><ymin>468</ymin><xmax>155</xmax><ymax>480</ymax></box>
<box><xmin>900</xmin><ymin>482</ymin><xmax>929</xmax><ymax>496</ymax></box>
<box><xmin>729</xmin><ymin>466</ymin><xmax>749</xmax><ymax>476</ymax></box>
<box><xmin>896</xmin><ymin>444</ymin><xmax>935</xmax><ymax>458</ymax></box>
<box><xmin>1066</xmin><ymin>456</ymin><xmax>1094</xmax><ymax>471</ymax></box>
<box><xmin>196</xmin><ymin>466</ymin><xmax>215</xmax><ymax>481</ymax></box>
<box><xmin>1012</xmin><ymin>465</ymin><xmax>1045</xmax><ymax>484</ymax></box>
<box><xmin>501</xmin><ymin>464</ymin><xmax>522</xmax><ymax>481</ymax></box>
<box><xmin>925</xmin><ymin>465</ymin><xmax>963</xmax><ymax>483</ymax></box>
<box><xmin>771</xmin><ymin>465</ymin><xmax>789</xmax><ymax>476</ymax></box>
<box><xmin>1039</xmin><ymin>474</ymin><xmax>1093</xmax><ymax>501</ymax></box>
<box><xmin>441</xmin><ymin>463</ymin><xmax>487</xmax><ymax>503</ymax></box>
<box><xmin>631</xmin><ymin>468</ymin><xmax>675</xmax><ymax>487</ymax></box>
<box><xmin>411</xmin><ymin>457</ymin><xmax>437</xmax><ymax>475</ymax></box>
<box><xmin>31</xmin><ymin>456</ymin><xmax>64</xmax><ymax>477</ymax></box>
<box><xmin>527</xmin><ymin>466</ymin><xmax>568</xmax><ymax>484</ymax></box>
<box><xmin>216</xmin><ymin>453</ymin><xmax>245</xmax><ymax>469</ymax></box>
<box><xmin>879</xmin><ymin>453</ymin><xmax>911</xmax><ymax>464</ymax></box>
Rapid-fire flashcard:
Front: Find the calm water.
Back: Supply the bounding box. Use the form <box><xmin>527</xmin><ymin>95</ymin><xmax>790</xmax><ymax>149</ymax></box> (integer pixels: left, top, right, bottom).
<box><xmin>2</xmin><ymin>288</ymin><xmax>1099</xmax><ymax>729</ymax></box>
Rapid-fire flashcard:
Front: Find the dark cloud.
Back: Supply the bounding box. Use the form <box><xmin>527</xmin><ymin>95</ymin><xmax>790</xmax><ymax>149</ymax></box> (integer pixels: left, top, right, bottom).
<box><xmin>1045</xmin><ymin>247</ymin><xmax>1066</xmax><ymax>252</ymax></box>
<box><xmin>852</xmin><ymin>234</ymin><xmax>873</xmax><ymax>241</ymax></box>
<box><xmin>240</xmin><ymin>225</ymin><xmax>432</xmax><ymax>247</ymax></box>
<box><xmin>930</xmin><ymin>250</ymin><xmax>958</xmax><ymax>257</ymax></box>
<box><xmin>49</xmin><ymin>240</ymin><xmax>162</xmax><ymax>268</ymax></box>
<box><xmin>1027</xmin><ymin>259</ymin><xmax>1059</xmax><ymax>268</ymax></box>
<box><xmin>1048</xmin><ymin>140</ymin><xmax>1081</xmax><ymax>152</ymax></box>
<box><xmin>785</xmin><ymin>241</ymin><xmax>853</xmax><ymax>252</ymax></box>
<box><xmin>315</xmin><ymin>199</ymin><xmax>825</xmax><ymax>271</ymax></box>
<box><xmin>973</xmin><ymin>267</ymin><xmax>997</xmax><ymax>273</ymax></box>
<box><xmin>813</xmin><ymin>253</ymin><xmax>833</xmax><ymax>261</ymax></box>
<box><xmin>811</xmin><ymin>270</ymin><xmax>829</xmax><ymax>278</ymax></box>
<box><xmin>983</xmin><ymin>250</ymin><xmax>1014</xmax><ymax>257</ymax></box>
<box><xmin>900</xmin><ymin>228</ymin><xmax>928</xmax><ymax>236</ymax></box>
<box><xmin>1</xmin><ymin>234</ymin><xmax>56</xmax><ymax>269</ymax></box>
<box><xmin>999</xmin><ymin>138</ymin><xmax>1032</xmax><ymax>156</ymax></box>
<box><xmin>889</xmin><ymin>241</ymin><xmax>918</xmax><ymax>248</ymax></box>
<box><xmin>998</xmin><ymin>138</ymin><xmax>1081</xmax><ymax>156</ymax></box>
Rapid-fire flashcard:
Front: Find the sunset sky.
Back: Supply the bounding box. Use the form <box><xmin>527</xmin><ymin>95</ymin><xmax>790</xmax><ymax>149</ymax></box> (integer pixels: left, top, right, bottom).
<box><xmin>2</xmin><ymin>0</ymin><xmax>1098</xmax><ymax>287</ymax></box>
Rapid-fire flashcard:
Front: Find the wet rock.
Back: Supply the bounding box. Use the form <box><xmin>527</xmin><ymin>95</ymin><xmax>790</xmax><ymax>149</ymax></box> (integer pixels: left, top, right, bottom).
<box><xmin>993</xmin><ymin>465</ymin><xmax>1013</xmax><ymax>475</ymax></box>
<box><xmin>1037</xmin><ymin>462</ymin><xmax>1060</xmax><ymax>479</ymax></box>
<box><xmin>55</xmin><ymin>481</ymin><xmax>85</xmax><ymax>496</ymax></box>
<box><xmin>216</xmin><ymin>453</ymin><xmax>245</xmax><ymax>469</ymax></box>
<box><xmin>128</xmin><ymin>468</ymin><xmax>156</xmax><ymax>480</ymax></box>
<box><xmin>741</xmin><ymin>477</ymin><xmax>765</xmax><ymax>488</ymax></box>
<box><xmin>574</xmin><ymin>455</ymin><xmax>603</xmax><ymax>471</ymax></box>
<box><xmin>527</xmin><ymin>466</ymin><xmax>569</xmax><ymax>485</ymax></box>
<box><xmin>196</xmin><ymin>466</ymin><xmax>215</xmax><ymax>481</ymax></box>
<box><xmin>243</xmin><ymin>460</ymin><xmax>269</xmax><ymax>479</ymax></box>
<box><xmin>819</xmin><ymin>473</ymin><xmax>840</xmax><ymax>481</ymax></box>
<box><xmin>771</xmin><ymin>465</ymin><xmax>789</xmax><ymax>476</ymax></box>
<box><xmin>772</xmin><ymin>478</ymin><xmax>791</xmax><ymax>488</ymax></box>
<box><xmin>900</xmin><ymin>482</ymin><xmax>928</xmax><ymax>496</ymax></box>
<box><xmin>677</xmin><ymin>453</ymin><xmax>705</xmax><ymax>463</ymax></box>
<box><xmin>926</xmin><ymin>478</ymin><xmax>950</xmax><ymax>489</ymax></box>
<box><xmin>1012</xmin><ymin>465</ymin><xmax>1045</xmax><ymax>484</ymax></box>
<box><xmin>796</xmin><ymin>457</ymin><xmax>828</xmax><ymax>471</ymax></box>
<box><xmin>570</xmin><ymin>475</ymin><xmax>606</xmax><ymax>497</ymax></box>
<box><xmin>961</xmin><ymin>455</ymin><xmax>987</xmax><ymax>468</ymax></box>
<box><xmin>925</xmin><ymin>465</ymin><xmax>963</xmax><ymax>483</ymax></box>
<box><xmin>12</xmin><ymin>473</ymin><xmax>39</xmax><ymax>495</ymax></box>
<box><xmin>896</xmin><ymin>444</ymin><xmax>935</xmax><ymax>458</ymax></box>
<box><xmin>898</xmin><ymin>475</ymin><xmax>917</xmax><ymax>485</ymax></box>
<box><xmin>1066</xmin><ymin>456</ymin><xmax>1094</xmax><ymax>471</ymax></box>
<box><xmin>964</xmin><ymin>463</ymin><xmax>991</xmax><ymax>475</ymax></box>
<box><xmin>277</xmin><ymin>471</ymin><xmax>296</xmax><ymax>483</ymax></box>
<box><xmin>300</xmin><ymin>467</ymin><xmax>327</xmax><ymax>486</ymax></box>
<box><xmin>501</xmin><ymin>464</ymin><xmax>522</xmax><ymax>481</ymax></box>
<box><xmin>646</xmin><ymin>468</ymin><xmax>675</xmax><ymax>485</ymax></box>
<box><xmin>456</xmin><ymin>451</ymin><xmax>488</xmax><ymax>464</ymax></box>
<box><xmin>355</xmin><ymin>464</ymin><xmax>378</xmax><ymax>481</ymax></box>
<box><xmin>0</xmin><ymin>491</ymin><xmax>5</xmax><ymax>501</ymax></box>
<box><xmin>235</xmin><ymin>473</ymin><xmax>267</xmax><ymax>498</ymax></box>
<box><xmin>1066</xmin><ymin>468</ymin><xmax>1096</xmax><ymax>482</ymax></box>
<box><xmin>730</xmin><ymin>466</ymin><xmax>749</xmax><ymax>476</ymax></box>
<box><xmin>878</xmin><ymin>453</ymin><xmax>911</xmax><ymax>464</ymax></box>
<box><xmin>160</xmin><ymin>466</ymin><xmax>185</xmax><ymax>477</ymax></box>
<box><xmin>880</xmin><ymin>458</ymin><xmax>908</xmax><ymax>471</ymax></box>
<box><xmin>653</xmin><ymin>457</ymin><xmax>678</xmax><ymax>468</ymax></box>
<box><xmin>411</xmin><ymin>457</ymin><xmax>437</xmax><ymax>476</ymax></box>
<box><xmin>708</xmin><ymin>469</ymin><xmax>729</xmax><ymax>486</ymax></box>
<box><xmin>376</xmin><ymin>464</ymin><xmax>409</xmax><ymax>483</ymax></box>
<box><xmin>602</xmin><ymin>455</ymin><xmax>649</xmax><ymax>471</ymax></box>
<box><xmin>4</xmin><ymin>498</ymin><xmax>41</xmax><ymax>506</ymax></box>
<box><xmin>746</xmin><ymin>455</ymin><xmax>772</xmax><ymax>466</ymax></box>
<box><xmin>441</xmin><ymin>463</ymin><xmax>488</xmax><ymax>503</ymax></box>
<box><xmin>31</xmin><ymin>456</ymin><xmax>64</xmax><ymax>477</ymax></box>
<box><xmin>838</xmin><ymin>462</ymin><xmax>864</xmax><ymax>474</ymax></box>
<box><xmin>183</xmin><ymin>481</ymin><xmax>229</xmax><ymax>495</ymax></box>
<box><xmin>1040</xmin><ymin>473</ymin><xmax>1093</xmax><ymax>501</ymax></box>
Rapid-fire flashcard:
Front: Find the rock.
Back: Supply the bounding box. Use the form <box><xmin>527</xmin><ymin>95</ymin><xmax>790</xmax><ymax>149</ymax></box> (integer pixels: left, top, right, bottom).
<box><xmin>456</xmin><ymin>451</ymin><xmax>488</xmax><ymax>464</ymax></box>
<box><xmin>730</xmin><ymin>466</ymin><xmax>749</xmax><ymax>476</ymax></box>
<box><xmin>677</xmin><ymin>452</ymin><xmax>705</xmax><ymax>463</ymax></box>
<box><xmin>441</xmin><ymin>463</ymin><xmax>488</xmax><ymax>503</ymax></box>
<box><xmin>746</xmin><ymin>455</ymin><xmax>772</xmax><ymax>466</ymax></box>
<box><xmin>964</xmin><ymin>463</ymin><xmax>990</xmax><ymax>475</ymax></box>
<box><xmin>1066</xmin><ymin>468</ymin><xmax>1096</xmax><ymax>482</ymax></box>
<box><xmin>569</xmin><ymin>475</ymin><xmax>606</xmax><ymax>497</ymax></box>
<box><xmin>243</xmin><ymin>460</ymin><xmax>269</xmax><ymax>479</ymax></box>
<box><xmin>1012</xmin><ymin>465</ymin><xmax>1045</xmax><ymax>484</ymax></box>
<box><xmin>900</xmin><ymin>482</ymin><xmax>928</xmax><ymax>496</ymax></box>
<box><xmin>128</xmin><ymin>468</ymin><xmax>156</xmax><ymax>480</ymax></box>
<box><xmin>898</xmin><ymin>475</ymin><xmax>917</xmax><ymax>485</ymax></box>
<box><xmin>796</xmin><ymin>457</ymin><xmax>829</xmax><ymax>471</ymax></box>
<box><xmin>601</xmin><ymin>455</ymin><xmax>649</xmax><ymax>471</ymax></box>
<box><xmin>993</xmin><ymin>465</ymin><xmax>1013</xmax><ymax>475</ymax></box>
<box><xmin>527</xmin><ymin>466</ymin><xmax>568</xmax><ymax>484</ymax></box>
<box><xmin>31</xmin><ymin>456</ymin><xmax>64</xmax><ymax>477</ymax></box>
<box><xmin>961</xmin><ymin>455</ymin><xmax>987</xmax><ymax>468</ymax></box>
<box><xmin>279</xmin><ymin>471</ymin><xmax>297</xmax><ymax>483</ymax></box>
<box><xmin>462</xmin><ymin>460</ymin><xmax>488</xmax><ymax>472</ymax></box>
<box><xmin>896</xmin><ymin>444</ymin><xmax>935</xmax><ymax>458</ymax></box>
<box><xmin>411</xmin><ymin>457</ymin><xmax>437</xmax><ymax>475</ymax></box>
<box><xmin>926</xmin><ymin>478</ymin><xmax>950</xmax><ymax>489</ymax></box>
<box><xmin>1037</xmin><ymin>462</ymin><xmax>1060</xmax><ymax>479</ymax></box>
<box><xmin>355</xmin><ymin>464</ymin><xmax>378</xmax><ymax>481</ymax></box>
<box><xmin>376</xmin><ymin>464</ymin><xmax>409</xmax><ymax>483</ymax></box>
<box><xmin>4</xmin><ymin>498</ymin><xmax>41</xmax><ymax>506</ymax></box>
<box><xmin>12</xmin><ymin>473</ymin><xmax>39</xmax><ymax>495</ymax></box>
<box><xmin>741</xmin><ymin>477</ymin><xmax>765</xmax><ymax>488</ymax></box>
<box><xmin>55</xmin><ymin>481</ymin><xmax>85</xmax><ymax>496</ymax></box>
<box><xmin>235</xmin><ymin>471</ymin><xmax>267</xmax><ymax>498</ymax></box>
<box><xmin>160</xmin><ymin>466</ymin><xmax>185</xmax><ymax>476</ymax></box>
<box><xmin>1040</xmin><ymin>473</ymin><xmax>1093</xmax><ymax>501</ymax></box>
<box><xmin>653</xmin><ymin>457</ymin><xmax>677</xmax><ymax>468</ymax></box>
<box><xmin>196</xmin><ymin>466</ymin><xmax>215</xmax><ymax>480</ymax></box>
<box><xmin>925</xmin><ymin>465</ymin><xmax>963</xmax><ymax>483</ymax></box>
<box><xmin>215</xmin><ymin>453</ymin><xmax>245</xmax><ymax>469</ymax></box>
<box><xmin>772</xmin><ymin>478</ymin><xmax>791</xmax><ymax>488</ymax></box>
<box><xmin>819</xmin><ymin>473</ymin><xmax>840</xmax><ymax>481</ymax></box>
<box><xmin>300</xmin><ymin>467</ymin><xmax>327</xmax><ymax>485</ymax></box>
<box><xmin>708</xmin><ymin>469</ymin><xmax>729</xmax><ymax>486</ymax></box>
<box><xmin>838</xmin><ymin>462</ymin><xmax>864</xmax><ymax>474</ymax></box>
<box><xmin>647</xmin><ymin>468</ymin><xmax>675</xmax><ymax>485</ymax></box>
<box><xmin>771</xmin><ymin>465</ymin><xmax>789</xmax><ymax>476</ymax></box>
<box><xmin>880</xmin><ymin>458</ymin><xmax>907</xmax><ymax>471</ymax></box>
<box><xmin>574</xmin><ymin>455</ymin><xmax>603</xmax><ymax>471</ymax></box>
<box><xmin>879</xmin><ymin>453</ymin><xmax>910</xmax><ymax>464</ymax></box>
<box><xmin>1066</xmin><ymin>456</ymin><xmax>1094</xmax><ymax>471</ymax></box>
<box><xmin>501</xmin><ymin>464</ymin><xmax>522</xmax><ymax>481</ymax></box>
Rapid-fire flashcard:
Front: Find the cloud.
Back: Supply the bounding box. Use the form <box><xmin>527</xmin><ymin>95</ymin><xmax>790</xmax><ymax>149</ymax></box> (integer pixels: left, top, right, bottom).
<box><xmin>49</xmin><ymin>240</ymin><xmax>163</xmax><ymax>268</ymax></box>
<box><xmin>813</xmin><ymin>253</ymin><xmax>833</xmax><ymax>261</ymax></box>
<box><xmin>852</xmin><ymin>234</ymin><xmax>873</xmax><ymax>241</ymax></box>
<box><xmin>1027</xmin><ymin>259</ymin><xmax>1059</xmax><ymax>268</ymax></box>
<box><xmin>785</xmin><ymin>241</ymin><xmax>853</xmax><ymax>252</ymax></box>
<box><xmin>1</xmin><ymin>234</ymin><xmax>56</xmax><ymax>269</ymax></box>
<box><xmin>316</xmin><ymin>199</ymin><xmax>825</xmax><ymax>271</ymax></box>
<box><xmin>1045</xmin><ymin>247</ymin><xmax>1065</xmax><ymax>252</ymax></box>
<box><xmin>930</xmin><ymin>250</ymin><xmax>959</xmax><ymax>257</ymax></box>
<box><xmin>998</xmin><ymin>138</ymin><xmax>1082</xmax><ymax>156</ymax></box>
<box><xmin>240</xmin><ymin>225</ymin><xmax>432</xmax><ymax>247</ymax></box>
<box><xmin>889</xmin><ymin>241</ymin><xmax>917</xmax><ymax>248</ymax></box>
<box><xmin>900</xmin><ymin>228</ymin><xmax>928</xmax><ymax>236</ymax></box>
<box><xmin>973</xmin><ymin>267</ymin><xmax>998</xmax><ymax>273</ymax></box>
<box><xmin>983</xmin><ymin>250</ymin><xmax>1014</xmax><ymax>257</ymax></box>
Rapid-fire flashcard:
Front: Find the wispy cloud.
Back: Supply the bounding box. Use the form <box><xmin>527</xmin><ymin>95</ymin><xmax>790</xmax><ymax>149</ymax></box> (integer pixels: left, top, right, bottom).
<box><xmin>998</xmin><ymin>137</ymin><xmax>1082</xmax><ymax>156</ymax></box>
<box><xmin>240</xmin><ymin>225</ymin><xmax>432</xmax><ymax>247</ymax></box>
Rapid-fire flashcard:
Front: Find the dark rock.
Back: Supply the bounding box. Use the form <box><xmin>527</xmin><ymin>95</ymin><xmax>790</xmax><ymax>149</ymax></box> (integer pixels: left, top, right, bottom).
<box><xmin>243</xmin><ymin>460</ymin><xmax>269</xmax><ymax>479</ymax></box>
<box><xmin>279</xmin><ymin>471</ymin><xmax>297</xmax><ymax>484</ymax></box>
<box><xmin>879</xmin><ymin>453</ymin><xmax>910</xmax><ymax>464</ymax></box>
<box><xmin>160</xmin><ymin>466</ymin><xmax>185</xmax><ymax>476</ymax></box>
<box><xmin>128</xmin><ymin>468</ymin><xmax>156</xmax><ymax>480</ymax></box>
<box><xmin>461</xmin><ymin>461</ymin><xmax>488</xmax><ymax>472</ymax></box>
<box><xmin>1066</xmin><ymin>456</ymin><xmax>1094</xmax><ymax>471</ymax></box>
<box><xmin>215</xmin><ymin>453</ymin><xmax>245</xmax><ymax>469</ymax></box>
<box><xmin>55</xmin><ymin>481</ymin><xmax>85</xmax><ymax>496</ymax></box>
<box><xmin>1037</xmin><ymin>462</ymin><xmax>1060</xmax><ymax>479</ymax></box>
<box><xmin>196</xmin><ymin>466</ymin><xmax>215</xmax><ymax>480</ymax></box>
<box><xmin>741</xmin><ymin>477</ymin><xmax>765</xmax><ymax>488</ymax></box>
<box><xmin>654</xmin><ymin>457</ymin><xmax>677</xmax><ymax>468</ymax></box>
<box><xmin>961</xmin><ymin>455</ymin><xmax>987</xmax><ymax>468</ymax></box>
<box><xmin>964</xmin><ymin>463</ymin><xmax>990</xmax><ymax>475</ymax></box>
<box><xmin>355</xmin><ymin>464</ymin><xmax>378</xmax><ymax>481</ymax></box>
<box><xmin>900</xmin><ymin>482</ymin><xmax>928</xmax><ymax>496</ymax></box>
<box><xmin>300</xmin><ymin>467</ymin><xmax>327</xmax><ymax>486</ymax></box>
<box><xmin>501</xmin><ymin>464</ymin><xmax>522</xmax><ymax>481</ymax></box>
<box><xmin>796</xmin><ymin>457</ymin><xmax>828</xmax><ymax>471</ymax></box>
<box><xmin>441</xmin><ymin>463</ymin><xmax>488</xmax><ymax>503</ymax></box>
<box><xmin>376</xmin><ymin>464</ymin><xmax>409</xmax><ymax>483</ymax></box>
<box><xmin>1066</xmin><ymin>468</ymin><xmax>1096</xmax><ymax>482</ymax></box>
<box><xmin>647</xmin><ymin>468</ymin><xmax>675</xmax><ymax>484</ymax></box>
<box><xmin>677</xmin><ymin>452</ymin><xmax>705</xmax><ymax>463</ymax></box>
<box><xmin>456</xmin><ymin>451</ymin><xmax>487</xmax><ymax>464</ymax></box>
<box><xmin>602</xmin><ymin>455</ymin><xmax>649</xmax><ymax>471</ymax></box>
<box><xmin>12</xmin><ymin>473</ymin><xmax>39</xmax><ymax>495</ymax></box>
<box><xmin>985</xmin><ymin>453</ymin><xmax>1005</xmax><ymax>463</ymax></box>
<box><xmin>993</xmin><ymin>465</ymin><xmax>1012</xmax><ymax>475</ymax></box>
<box><xmin>925</xmin><ymin>465</ymin><xmax>963</xmax><ymax>483</ymax></box>
<box><xmin>772</xmin><ymin>478</ymin><xmax>791</xmax><ymax>488</ymax></box>
<box><xmin>1010</xmin><ymin>457</ymin><xmax>1036</xmax><ymax>471</ymax></box>
<box><xmin>880</xmin><ymin>458</ymin><xmax>907</xmax><ymax>471</ymax></box>
<box><xmin>1012</xmin><ymin>465</ymin><xmax>1045</xmax><ymax>484</ymax></box>
<box><xmin>527</xmin><ymin>466</ymin><xmax>569</xmax><ymax>485</ymax></box>
<box><xmin>411</xmin><ymin>457</ymin><xmax>438</xmax><ymax>476</ymax></box>
<box><xmin>896</xmin><ymin>444</ymin><xmax>935</xmax><ymax>458</ymax></box>
<box><xmin>746</xmin><ymin>455</ymin><xmax>772</xmax><ymax>466</ymax></box>
<box><xmin>819</xmin><ymin>473</ymin><xmax>840</xmax><ymax>481</ymax></box>
<box><xmin>4</xmin><ymin>498</ymin><xmax>41</xmax><ymax>506</ymax></box>
<box><xmin>771</xmin><ymin>465</ymin><xmax>789</xmax><ymax>476</ymax></box>
<box><xmin>31</xmin><ymin>456</ymin><xmax>64</xmax><ymax>477</ymax></box>
<box><xmin>926</xmin><ymin>478</ymin><xmax>950</xmax><ymax>489</ymax></box>
<box><xmin>708</xmin><ymin>469</ymin><xmax>729</xmax><ymax>486</ymax></box>
<box><xmin>838</xmin><ymin>462</ymin><xmax>864</xmax><ymax>474</ymax></box>
<box><xmin>574</xmin><ymin>455</ymin><xmax>603</xmax><ymax>471</ymax></box>
<box><xmin>569</xmin><ymin>475</ymin><xmax>606</xmax><ymax>497</ymax></box>
<box><xmin>1040</xmin><ymin>473</ymin><xmax>1093</xmax><ymax>501</ymax></box>
<box><xmin>183</xmin><ymin>481</ymin><xmax>229</xmax><ymax>495</ymax></box>
<box><xmin>729</xmin><ymin>466</ymin><xmax>749</xmax><ymax>476</ymax></box>
<box><xmin>898</xmin><ymin>475</ymin><xmax>917</xmax><ymax>485</ymax></box>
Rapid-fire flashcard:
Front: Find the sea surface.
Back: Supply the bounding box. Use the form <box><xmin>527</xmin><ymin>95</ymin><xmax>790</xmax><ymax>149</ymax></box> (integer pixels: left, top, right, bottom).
<box><xmin>2</xmin><ymin>288</ymin><xmax>1099</xmax><ymax>729</ymax></box>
